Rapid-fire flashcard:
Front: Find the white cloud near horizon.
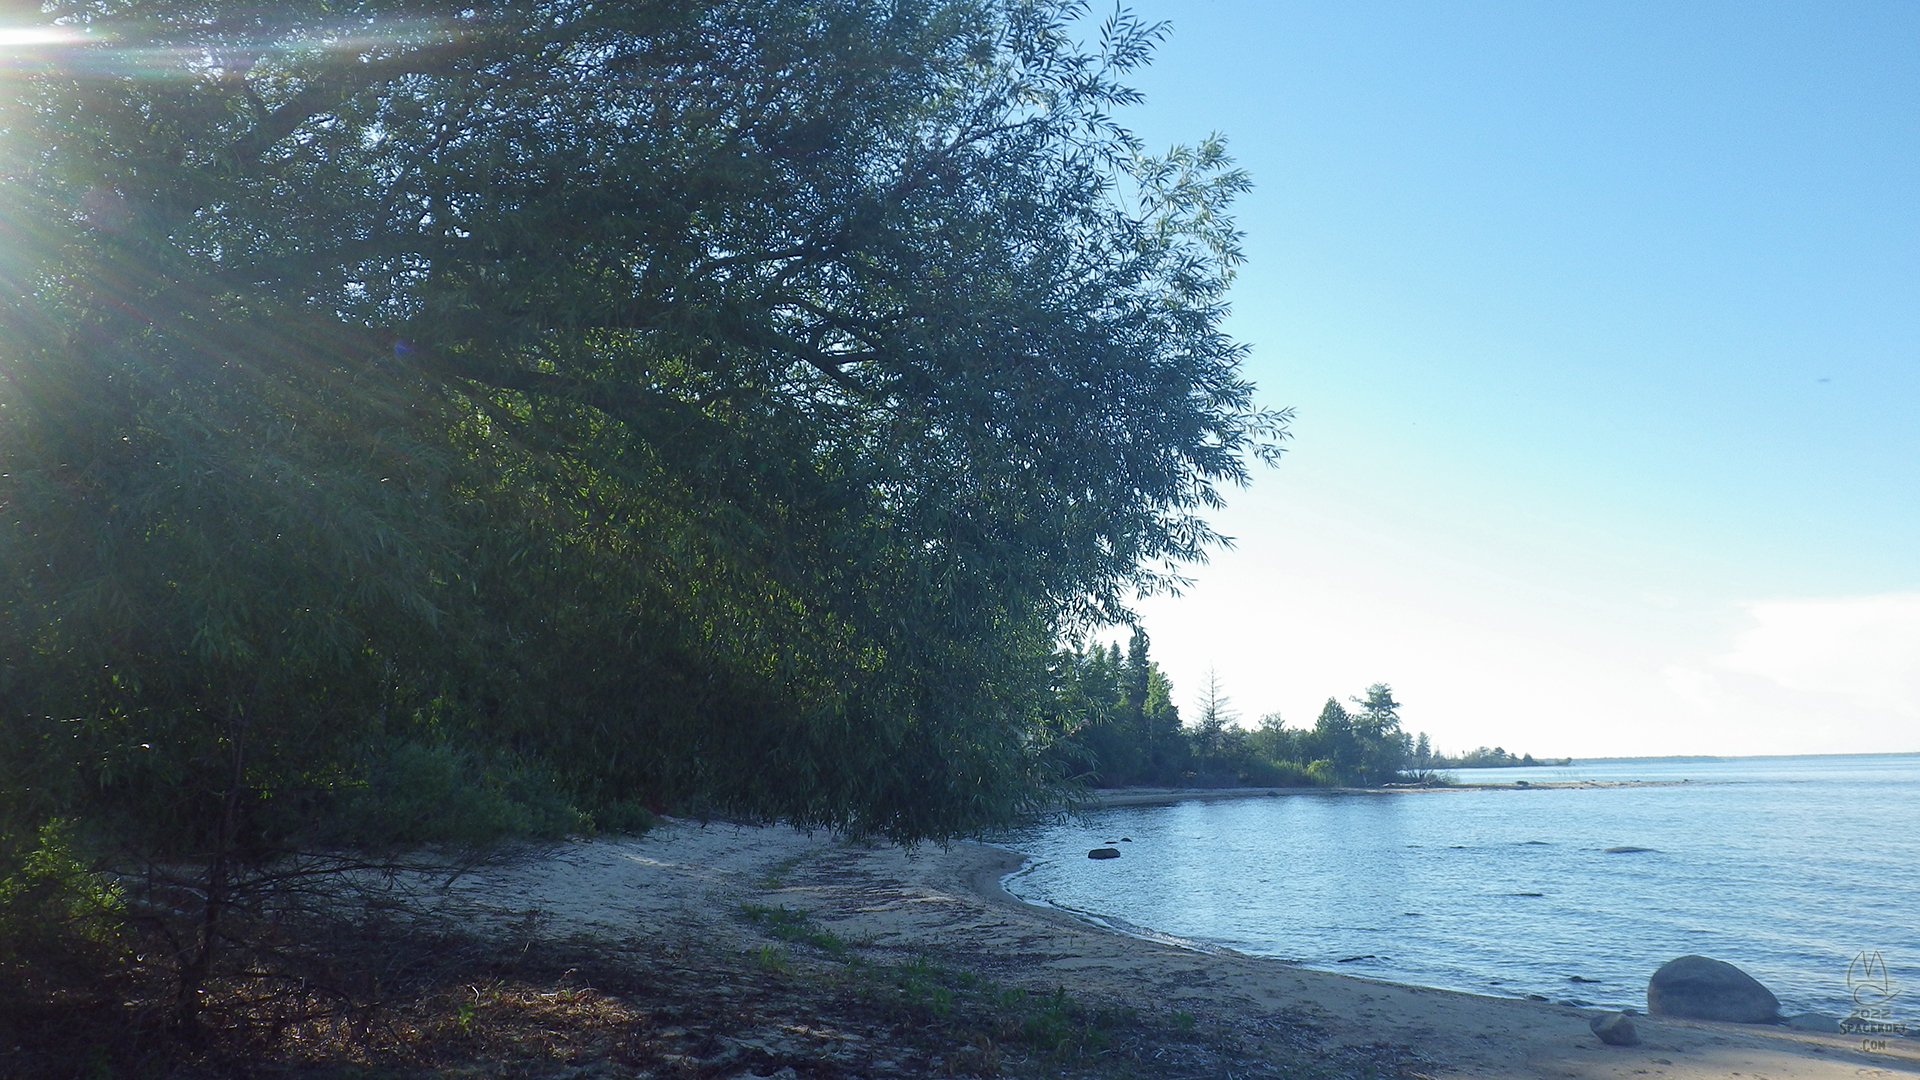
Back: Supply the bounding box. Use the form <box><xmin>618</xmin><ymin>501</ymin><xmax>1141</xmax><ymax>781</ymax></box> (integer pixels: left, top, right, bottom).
<box><xmin>1714</xmin><ymin>593</ymin><xmax>1920</xmax><ymax>717</ymax></box>
<box><xmin>1135</xmin><ymin>555</ymin><xmax>1920</xmax><ymax>758</ymax></box>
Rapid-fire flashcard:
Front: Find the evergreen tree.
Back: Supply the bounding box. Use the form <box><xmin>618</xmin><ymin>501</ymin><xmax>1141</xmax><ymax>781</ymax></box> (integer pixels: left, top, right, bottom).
<box><xmin>1309</xmin><ymin>697</ymin><xmax>1359</xmax><ymax>781</ymax></box>
<box><xmin>1123</xmin><ymin>627</ymin><xmax>1153</xmax><ymax>737</ymax></box>
<box><xmin>1191</xmin><ymin>668</ymin><xmax>1235</xmax><ymax>770</ymax></box>
<box><xmin>1249</xmin><ymin>712</ymin><xmax>1302</xmax><ymax>765</ymax></box>
<box><xmin>1142</xmin><ymin>662</ymin><xmax>1187</xmax><ymax>783</ymax></box>
<box><xmin>1349</xmin><ymin>683</ymin><xmax>1412</xmax><ymax>783</ymax></box>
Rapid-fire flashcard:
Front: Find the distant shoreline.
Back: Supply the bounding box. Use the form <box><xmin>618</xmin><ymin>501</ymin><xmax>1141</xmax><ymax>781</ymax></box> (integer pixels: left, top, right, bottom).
<box><xmin>1087</xmin><ymin>779</ymin><xmax>1684</xmax><ymax>807</ymax></box>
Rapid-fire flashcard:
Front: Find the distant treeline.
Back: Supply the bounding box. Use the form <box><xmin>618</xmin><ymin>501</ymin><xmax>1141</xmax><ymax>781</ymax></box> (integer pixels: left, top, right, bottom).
<box><xmin>1054</xmin><ymin>634</ymin><xmax>1433</xmax><ymax>788</ymax></box>
<box><xmin>1052</xmin><ymin>635</ymin><xmax>1566</xmax><ymax>787</ymax></box>
<box><xmin>1430</xmin><ymin>747</ymin><xmax>1573</xmax><ymax>768</ymax></box>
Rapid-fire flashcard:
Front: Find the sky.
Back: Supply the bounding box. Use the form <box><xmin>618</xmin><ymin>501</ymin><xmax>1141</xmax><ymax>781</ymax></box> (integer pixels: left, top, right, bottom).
<box><xmin>1096</xmin><ymin>1</ymin><xmax>1920</xmax><ymax>757</ymax></box>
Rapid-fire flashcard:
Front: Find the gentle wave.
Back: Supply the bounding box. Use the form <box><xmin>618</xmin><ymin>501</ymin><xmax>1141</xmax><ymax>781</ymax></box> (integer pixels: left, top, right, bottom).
<box><xmin>995</xmin><ymin>753</ymin><xmax>1920</xmax><ymax>1016</ymax></box>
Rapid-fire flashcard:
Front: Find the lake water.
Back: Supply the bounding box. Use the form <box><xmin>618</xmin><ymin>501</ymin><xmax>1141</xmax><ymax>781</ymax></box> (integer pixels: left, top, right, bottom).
<box><xmin>995</xmin><ymin>754</ymin><xmax>1920</xmax><ymax>1017</ymax></box>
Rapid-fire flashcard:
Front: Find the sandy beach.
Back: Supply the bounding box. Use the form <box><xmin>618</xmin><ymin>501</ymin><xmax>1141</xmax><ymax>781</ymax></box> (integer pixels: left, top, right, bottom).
<box><xmin>413</xmin><ymin>816</ymin><xmax>1919</xmax><ymax>1080</ymax></box>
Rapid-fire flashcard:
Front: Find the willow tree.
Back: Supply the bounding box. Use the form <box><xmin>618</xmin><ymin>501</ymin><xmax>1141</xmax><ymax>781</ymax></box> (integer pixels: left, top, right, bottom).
<box><xmin>0</xmin><ymin>0</ymin><xmax>1285</xmax><ymax>853</ymax></box>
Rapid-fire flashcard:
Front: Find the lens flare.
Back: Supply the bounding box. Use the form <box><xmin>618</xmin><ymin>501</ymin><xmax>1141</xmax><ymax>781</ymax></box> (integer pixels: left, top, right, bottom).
<box><xmin>0</xmin><ymin>28</ymin><xmax>84</xmax><ymax>48</ymax></box>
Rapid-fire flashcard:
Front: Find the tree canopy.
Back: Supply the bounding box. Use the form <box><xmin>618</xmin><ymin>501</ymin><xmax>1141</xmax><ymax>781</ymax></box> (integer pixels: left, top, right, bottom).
<box><xmin>0</xmin><ymin>0</ymin><xmax>1287</xmax><ymax>854</ymax></box>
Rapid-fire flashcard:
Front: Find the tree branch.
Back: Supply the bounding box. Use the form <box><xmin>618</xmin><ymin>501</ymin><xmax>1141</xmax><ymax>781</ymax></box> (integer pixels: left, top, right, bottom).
<box><xmin>222</xmin><ymin>39</ymin><xmax>483</xmax><ymax>174</ymax></box>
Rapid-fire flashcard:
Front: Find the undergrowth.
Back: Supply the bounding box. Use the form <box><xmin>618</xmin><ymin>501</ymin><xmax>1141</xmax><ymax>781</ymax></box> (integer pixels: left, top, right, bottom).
<box><xmin>737</xmin><ymin>902</ymin><xmax>1150</xmax><ymax>1074</ymax></box>
<box><xmin>0</xmin><ymin>872</ymin><xmax>1416</xmax><ymax>1078</ymax></box>
<box><xmin>740</xmin><ymin>902</ymin><xmax>853</xmax><ymax>959</ymax></box>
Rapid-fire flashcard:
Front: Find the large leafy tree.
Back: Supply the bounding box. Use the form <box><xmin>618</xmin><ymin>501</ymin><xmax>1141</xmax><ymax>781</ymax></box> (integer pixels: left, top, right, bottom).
<box><xmin>0</xmin><ymin>0</ymin><xmax>1285</xmax><ymax>851</ymax></box>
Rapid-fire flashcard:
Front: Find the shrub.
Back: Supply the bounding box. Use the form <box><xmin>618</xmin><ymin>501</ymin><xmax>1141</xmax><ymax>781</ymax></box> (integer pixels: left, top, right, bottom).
<box><xmin>323</xmin><ymin>743</ymin><xmax>587</xmax><ymax>849</ymax></box>
<box><xmin>1305</xmin><ymin>759</ymin><xmax>1341</xmax><ymax>786</ymax></box>
<box><xmin>589</xmin><ymin>800</ymin><xmax>657</xmax><ymax>837</ymax></box>
<box><xmin>0</xmin><ymin>820</ymin><xmax>127</xmax><ymax>998</ymax></box>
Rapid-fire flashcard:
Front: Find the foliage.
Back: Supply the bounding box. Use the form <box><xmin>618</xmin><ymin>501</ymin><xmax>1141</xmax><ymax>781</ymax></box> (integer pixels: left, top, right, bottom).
<box><xmin>736</xmin><ymin>901</ymin><xmax>1134</xmax><ymax>1065</ymax></box>
<box><xmin>1238</xmin><ymin>686</ymin><xmax>1408</xmax><ymax>786</ymax></box>
<box><xmin>1431</xmin><ymin>746</ymin><xmax>1568</xmax><ymax>768</ymax></box>
<box><xmin>1</xmin><ymin>0</ymin><xmax>1283</xmax><ymax>868</ymax></box>
<box><xmin>1050</xmin><ymin>628</ymin><xmax>1186</xmax><ymax>786</ymax></box>
<box><xmin>1058</xmin><ymin>655</ymin><xmax>1441</xmax><ymax>789</ymax></box>
<box><xmin>0</xmin><ymin>820</ymin><xmax>127</xmax><ymax>986</ymax></box>
<box><xmin>739</xmin><ymin>903</ymin><xmax>851</xmax><ymax>960</ymax></box>
<box><xmin>321</xmin><ymin>742</ymin><xmax>588</xmax><ymax>849</ymax></box>
<box><xmin>1</xmin><ymin>0</ymin><xmax>1291</xmax><ymax>1035</ymax></box>
<box><xmin>1190</xmin><ymin>668</ymin><xmax>1235</xmax><ymax>769</ymax></box>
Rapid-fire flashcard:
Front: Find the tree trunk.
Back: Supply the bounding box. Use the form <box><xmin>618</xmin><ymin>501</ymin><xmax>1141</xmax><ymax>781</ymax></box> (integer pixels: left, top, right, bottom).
<box><xmin>174</xmin><ymin>735</ymin><xmax>245</xmax><ymax>1032</ymax></box>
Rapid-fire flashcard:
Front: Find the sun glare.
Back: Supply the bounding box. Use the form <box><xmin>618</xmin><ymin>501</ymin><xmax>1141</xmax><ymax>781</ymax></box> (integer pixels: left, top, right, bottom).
<box><xmin>0</xmin><ymin>28</ymin><xmax>82</xmax><ymax>48</ymax></box>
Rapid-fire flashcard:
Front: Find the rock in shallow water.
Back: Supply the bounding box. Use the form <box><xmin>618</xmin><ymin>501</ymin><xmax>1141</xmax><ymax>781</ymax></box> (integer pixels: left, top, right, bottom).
<box><xmin>1784</xmin><ymin>1011</ymin><xmax>1844</xmax><ymax>1033</ymax></box>
<box><xmin>1647</xmin><ymin>955</ymin><xmax>1780</xmax><ymax>1024</ymax></box>
<box><xmin>1087</xmin><ymin>847</ymin><xmax>1121</xmax><ymax>859</ymax></box>
<box><xmin>1590</xmin><ymin>1011</ymin><xmax>1641</xmax><ymax>1046</ymax></box>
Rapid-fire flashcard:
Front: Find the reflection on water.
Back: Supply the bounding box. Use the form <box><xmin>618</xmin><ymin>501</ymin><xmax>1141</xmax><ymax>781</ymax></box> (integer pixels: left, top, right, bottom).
<box><xmin>995</xmin><ymin>753</ymin><xmax>1920</xmax><ymax>1015</ymax></box>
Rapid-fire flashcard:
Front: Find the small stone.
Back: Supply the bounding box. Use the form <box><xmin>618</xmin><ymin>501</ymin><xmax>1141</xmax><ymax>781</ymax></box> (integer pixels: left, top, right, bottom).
<box><xmin>1590</xmin><ymin>1011</ymin><xmax>1641</xmax><ymax>1046</ymax></box>
<box><xmin>1088</xmin><ymin>847</ymin><xmax>1121</xmax><ymax>859</ymax></box>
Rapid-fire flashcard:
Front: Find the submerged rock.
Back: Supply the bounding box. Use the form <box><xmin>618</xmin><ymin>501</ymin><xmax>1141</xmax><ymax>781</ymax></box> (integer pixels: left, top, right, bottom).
<box><xmin>1603</xmin><ymin>846</ymin><xmax>1657</xmax><ymax>854</ymax></box>
<box><xmin>1590</xmin><ymin>1011</ymin><xmax>1641</xmax><ymax>1046</ymax></box>
<box><xmin>1087</xmin><ymin>847</ymin><xmax>1121</xmax><ymax>860</ymax></box>
<box><xmin>1783</xmin><ymin>1012</ymin><xmax>1844</xmax><ymax>1033</ymax></box>
<box><xmin>1647</xmin><ymin>955</ymin><xmax>1780</xmax><ymax>1024</ymax></box>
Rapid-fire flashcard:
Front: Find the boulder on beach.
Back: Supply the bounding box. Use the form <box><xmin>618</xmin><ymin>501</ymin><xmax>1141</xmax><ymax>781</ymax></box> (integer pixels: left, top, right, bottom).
<box><xmin>1088</xmin><ymin>847</ymin><xmax>1121</xmax><ymax>860</ymax></box>
<box><xmin>1589</xmin><ymin>1011</ymin><xmax>1640</xmax><ymax>1046</ymax></box>
<box><xmin>1646</xmin><ymin>955</ymin><xmax>1780</xmax><ymax>1024</ymax></box>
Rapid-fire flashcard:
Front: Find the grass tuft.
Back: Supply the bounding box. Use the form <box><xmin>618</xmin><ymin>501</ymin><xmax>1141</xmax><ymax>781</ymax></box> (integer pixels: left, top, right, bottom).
<box><xmin>739</xmin><ymin>902</ymin><xmax>851</xmax><ymax>959</ymax></box>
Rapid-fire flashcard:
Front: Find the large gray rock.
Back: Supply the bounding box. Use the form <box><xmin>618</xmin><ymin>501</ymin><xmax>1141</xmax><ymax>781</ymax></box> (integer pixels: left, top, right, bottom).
<box><xmin>1647</xmin><ymin>955</ymin><xmax>1780</xmax><ymax>1024</ymax></box>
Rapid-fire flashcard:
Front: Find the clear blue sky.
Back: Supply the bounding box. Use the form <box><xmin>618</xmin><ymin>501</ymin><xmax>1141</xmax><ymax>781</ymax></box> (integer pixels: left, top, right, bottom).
<box><xmin>1105</xmin><ymin>1</ymin><xmax>1920</xmax><ymax>756</ymax></box>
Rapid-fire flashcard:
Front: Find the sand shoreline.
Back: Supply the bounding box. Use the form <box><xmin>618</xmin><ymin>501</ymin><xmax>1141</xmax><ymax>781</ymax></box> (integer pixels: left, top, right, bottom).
<box><xmin>426</xmin><ymin>820</ymin><xmax>1919</xmax><ymax>1080</ymax></box>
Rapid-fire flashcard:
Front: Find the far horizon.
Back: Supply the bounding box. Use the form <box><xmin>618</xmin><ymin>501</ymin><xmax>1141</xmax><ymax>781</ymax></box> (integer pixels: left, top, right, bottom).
<box><xmin>1102</xmin><ymin>1</ymin><xmax>1920</xmax><ymax>759</ymax></box>
<box><xmin>1447</xmin><ymin>749</ymin><xmax>1920</xmax><ymax>765</ymax></box>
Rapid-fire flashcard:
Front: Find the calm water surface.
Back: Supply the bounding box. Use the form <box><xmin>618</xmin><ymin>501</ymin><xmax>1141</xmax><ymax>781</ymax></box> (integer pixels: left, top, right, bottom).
<box><xmin>995</xmin><ymin>754</ymin><xmax>1920</xmax><ymax>1016</ymax></box>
